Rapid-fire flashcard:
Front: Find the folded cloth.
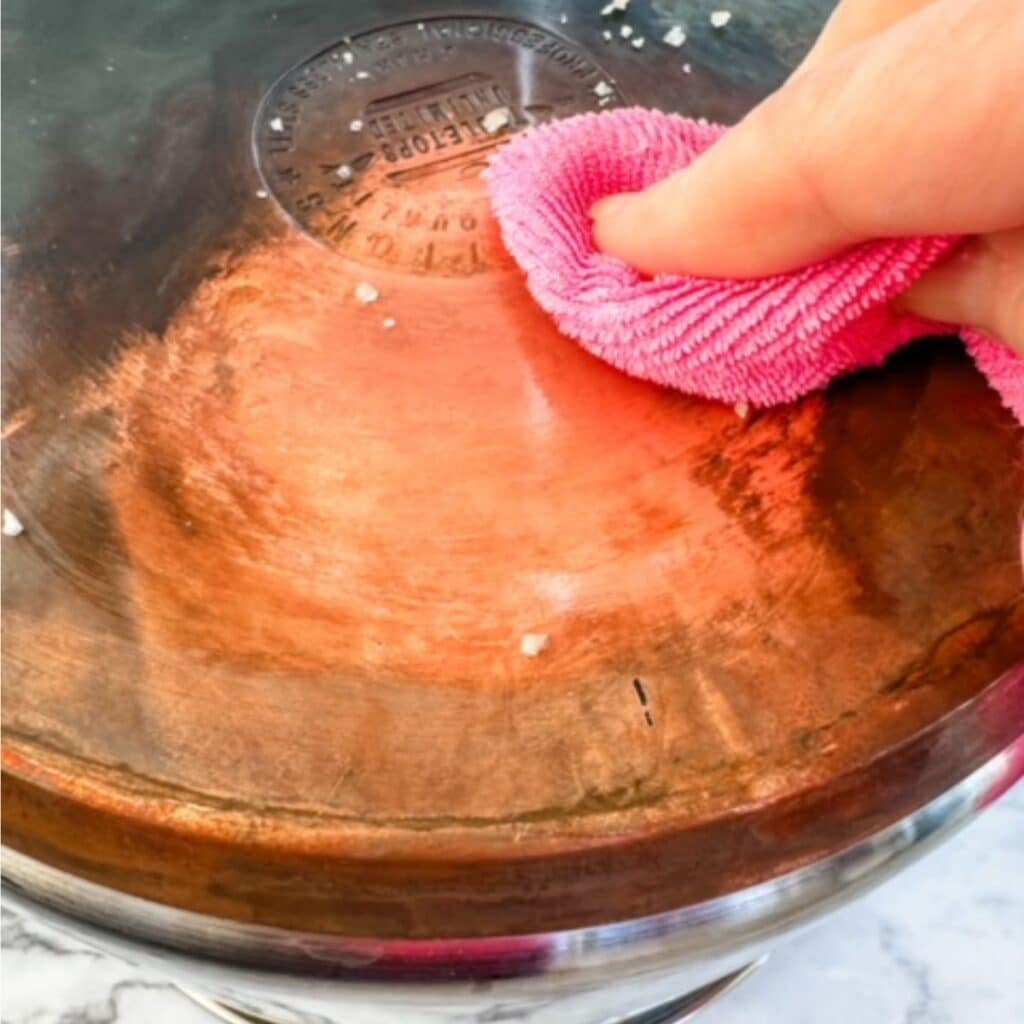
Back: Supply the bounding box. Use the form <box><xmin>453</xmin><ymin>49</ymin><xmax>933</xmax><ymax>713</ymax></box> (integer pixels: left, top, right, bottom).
<box><xmin>486</xmin><ymin>107</ymin><xmax>1023</xmax><ymax>423</ymax></box>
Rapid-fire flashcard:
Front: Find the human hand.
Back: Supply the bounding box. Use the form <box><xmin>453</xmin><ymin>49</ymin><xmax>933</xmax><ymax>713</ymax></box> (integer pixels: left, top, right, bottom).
<box><xmin>591</xmin><ymin>0</ymin><xmax>1024</xmax><ymax>351</ymax></box>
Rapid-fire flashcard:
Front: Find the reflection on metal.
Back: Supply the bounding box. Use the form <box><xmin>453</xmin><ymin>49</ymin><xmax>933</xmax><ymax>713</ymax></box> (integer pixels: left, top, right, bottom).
<box><xmin>172</xmin><ymin>957</ymin><xmax>768</xmax><ymax>1024</ymax></box>
<box><xmin>624</xmin><ymin>958</ymin><xmax>767</xmax><ymax>1023</ymax></box>
<box><xmin>178</xmin><ymin>988</ymin><xmax>285</xmax><ymax>1024</ymax></box>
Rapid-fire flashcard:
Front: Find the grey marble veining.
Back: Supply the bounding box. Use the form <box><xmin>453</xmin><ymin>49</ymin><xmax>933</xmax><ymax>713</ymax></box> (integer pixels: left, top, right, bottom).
<box><xmin>2</xmin><ymin>782</ymin><xmax>1021</xmax><ymax>1024</ymax></box>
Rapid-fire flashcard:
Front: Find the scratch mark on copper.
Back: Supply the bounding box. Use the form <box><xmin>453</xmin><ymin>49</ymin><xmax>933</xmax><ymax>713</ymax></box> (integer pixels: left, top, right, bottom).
<box><xmin>1</xmin><ymin>407</ymin><xmax>35</xmax><ymax>440</ymax></box>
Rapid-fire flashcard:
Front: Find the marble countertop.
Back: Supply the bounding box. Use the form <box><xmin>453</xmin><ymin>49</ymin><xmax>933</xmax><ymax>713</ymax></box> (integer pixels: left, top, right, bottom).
<box><xmin>3</xmin><ymin>781</ymin><xmax>1021</xmax><ymax>1024</ymax></box>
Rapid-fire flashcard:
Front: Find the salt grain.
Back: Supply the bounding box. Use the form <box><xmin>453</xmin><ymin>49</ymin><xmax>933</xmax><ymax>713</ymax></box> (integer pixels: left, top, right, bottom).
<box><xmin>269</xmin><ymin>117</ymin><xmax>285</xmax><ymax>132</ymax></box>
<box><xmin>382</xmin><ymin>317</ymin><xmax>397</xmax><ymax>330</ymax></box>
<box><xmin>602</xmin><ymin>29</ymin><xmax>613</xmax><ymax>41</ymax></box>
<box><xmin>600</xmin><ymin>0</ymin><xmax>630</xmax><ymax>15</ymax></box>
<box><xmin>734</xmin><ymin>401</ymin><xmax>750</xmax><ymax>420</ymax></box>
<box><xmin>663</xmin><ymin>25</ymin><xmax>687</xmax><ymax>47</ymax></box>
<box><xmin>2</xmin><ymin>509</ymin><xmax>24</xmax><ymax>537</ymax></box>
<box><xmin>710</xmin><ymin>10</ymin><xmax>732</xmax><ymax>28</ymax></box>
<box><xmin>631</xmin><ymin>36</ymin><xmax>646</xmax><ymax>49</ymax></box>
<box><xmin>619</xmin><ymin>24</ymin><xmax>633</xmax><ymax>38</ymax></box>
<box><xmin>255</xmin><ymin>189</ymin><xmax>269</xmax><ymax>198</ymax></box>
<box><xmin>482</xmin><ymin>106</ymin><xmax>512</xmax><ymax>134</ymax></box>
<box><xmin>342</xmin><ymin>50</ymin><xmax>355</xmax><ymax>64</ymax></box>
<box><xmin>593</xmin><ymin>80</ymin><xmax>615</xmax><ymax>99</ymax></box>
<box><xmin>682</xmin><ymin>62</ymin><xmax>693</xmax><ymax>73</ymax></box>
<box><xmin>354</xmin><ymin>281</ymin><xmax>380</xmax><ymax>304</ymax></box>
<box><xmin>520</xmin><ymin>633</ymin><xmax>551</xmax><ymax>658</ymax></box>
<box><xmin>336</xmin><ymin>164</ymin><xmax>353</xmax><ymax>181</ymax></box>
<box><xmin>355</xmin><ymin>70</ymin><xmax>371</xmax><ymax>80</ymax></box>
<box><xmin>417</xmin><ymin>21</ymin><xmax>425</xmax><ymax>30</ymax></box>
<box><xmin>349</xmin><ymin>118</ymin><xmax>364</xmax><ymax>132</ymax></box>
<box><xmin>560</xmin><ymin>13</ymin><xmax>568</xmax><ymax>24</ymax></box>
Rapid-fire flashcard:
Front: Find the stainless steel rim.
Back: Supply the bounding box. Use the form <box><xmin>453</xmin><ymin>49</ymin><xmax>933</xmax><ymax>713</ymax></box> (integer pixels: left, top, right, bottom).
<box><xmin>3</xmin><ymin>730</ymin><xmax>1020</xmax><ymax>986</ymax></box>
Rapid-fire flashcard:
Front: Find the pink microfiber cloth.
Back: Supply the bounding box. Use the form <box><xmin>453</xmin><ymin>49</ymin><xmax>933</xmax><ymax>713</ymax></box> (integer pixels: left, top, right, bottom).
<box><xmin>486</xmin><ymin>108</ymin><xmax>1024</xmax><ymax>422</ymax></box>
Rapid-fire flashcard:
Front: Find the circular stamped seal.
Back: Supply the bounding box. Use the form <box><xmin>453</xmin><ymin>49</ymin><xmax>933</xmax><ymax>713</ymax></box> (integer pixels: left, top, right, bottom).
<box><xmin>254</xmin><ymin>16</ymin><xmax>624</xmax><ymax>276</ymax></box>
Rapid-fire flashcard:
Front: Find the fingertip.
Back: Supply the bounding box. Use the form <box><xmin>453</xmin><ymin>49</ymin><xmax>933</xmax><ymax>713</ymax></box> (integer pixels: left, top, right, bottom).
<box><xmin>590</xmin><ymin>189</ymin><xmax>658</xmax><ymax>271</ymax></box>
<box><xmin>589</xmin><ymin>191</ymin><xmax>635</xmax><ymax>222</ymax></box>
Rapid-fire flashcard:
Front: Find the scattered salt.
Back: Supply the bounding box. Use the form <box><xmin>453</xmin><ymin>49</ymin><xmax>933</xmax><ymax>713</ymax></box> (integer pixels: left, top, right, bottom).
<box><xmin>2</xmin><ymin>509</ymin><xmax>24</xmax><ymax>537</ymax></box>
<box><xmin>619</xmin><ymin>24</ymin><xmax>633</xmax><ymax>38</ymax></box>
<box><xmin>600</xmin><ymin>0</ymin><xmax>630</xmax><ymax>15</ymax></box>
<box><xmin>255</xmin><ymin>189</ymin><xmax>269</xmax><ymax>199</ymax></box>
<box><xmin>354</xmin><ymin>281</ymin><xmax>380</xmax><ymax>304</ymax></box>
<box><xmin>342</xmin><ymin>50</ymin><xmax>355</xmax><ymax>64</ymax></box>
<box><xmin>710</xmin><ymin>10</ymin><xmax>732</xmax><ymax>28</ymax></box>
<box><xmin>559</xmin><ymin>13</ymin><xmax>568</xmax><ymax>24</ymax></box>
<box><xmin>602</xmin><ymin>29</ymin><xmax>613</xmax><ymax>41</ymax></box>
<box><xmin>663</xmin><ymin>25</ymin><xmax>687</xmax><ymax>47</ymax></box>
<box><xmin>417</xmin><ymin>21</ymin><xmax>425</xmax><ymax>30</ymax></box>
<box><xmin>349</xmin><ymin>118</ymin><xmax>364</xmax><ymax>132</ymax></box>
<box><xmin>336</xmin><ymin>164</ymin><xmax>353</xmax><ymax>181</ymax></box>
<box><xmin>631</xmin><ymin>36</ymin><xmax>646</xmax><ymax>49</ymax></box>
<box><xmin>682</xmin><ymin>62</ymin><xmax>693</xmax><ymax>73</ymax></box>
<box><xmin>520</xmin><ymin>633</ymin><xmax>551</xmax><ymax>658</ymax></box>
<box><xmin>382</xmin><ymin>317</ymin><xmax>397</xmax><ymax>330</ymax></box>
<box><xmin>269</xmin><ymin>117</ymin><xmax>285</xmax><ymax>132</ymax></box>
<box><xmin>593</xmin><ymin>80</ymin><xmax>615</xmax><ymax>99</ymax></box>
<box><xmin>481</xmin><ymin>106</ymin><xmax>512</xmax><ymax>134</ymax></box>
<box><xmin>355</xmin><ymin>70</ymin><xmax>371</xmax><ymax>80</ymax></box>
<box><xmin>734</xmin><ymin>401</ymin><xmax>750</xmax><ymax>420</ymax></box>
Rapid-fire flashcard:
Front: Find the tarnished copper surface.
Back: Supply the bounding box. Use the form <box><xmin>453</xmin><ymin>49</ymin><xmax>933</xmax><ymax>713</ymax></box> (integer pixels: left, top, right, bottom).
<box><xmin>2</xmin><ymin>0</ymin><xmax>1022</xmax><ymax>939</ymax></box>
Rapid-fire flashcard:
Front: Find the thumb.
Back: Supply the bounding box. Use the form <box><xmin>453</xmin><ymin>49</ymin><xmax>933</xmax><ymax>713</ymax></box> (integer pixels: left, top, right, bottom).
<box><xmin>900</xmin><ymin>229</ymin><xmax>1024</xmax><ymax>353</ymax></box>
<box><xmin>592</xmin><ymin>0</ymin><xmax>1024</xmax><ymax>278</ymax></box>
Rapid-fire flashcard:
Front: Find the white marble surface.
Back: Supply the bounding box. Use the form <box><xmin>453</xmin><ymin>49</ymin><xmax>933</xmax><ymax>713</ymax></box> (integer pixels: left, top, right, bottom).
<box><xmin>3</xmin><ymin>782</ymin><xmax>1021</xmax><ymax>1024</ymax></box>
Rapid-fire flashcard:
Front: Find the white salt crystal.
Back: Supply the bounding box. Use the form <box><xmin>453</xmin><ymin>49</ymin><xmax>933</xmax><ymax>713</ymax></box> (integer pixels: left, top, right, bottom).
<box><xmin>349</xmin><ymin>118</ymin><xmax>364</xmax><ymax>132</ymax></box>
<box><xmin>734</xmin><ymin>401</ymin><xmax>750</xmax><ymax>420</ymax></box>
<box><xmin>2</xmin><ymin>509</ymin><xmax>24</xmax><ymax>537</ymax></box>
<box><xmin>602</xmin><ymin>29</ymin><xmax>613</xmax><ymax>41</ymax></box>
<box><xmin>710</xmin><ymin>10</ymin><xmax>732</xmax><ymax>28</ymax></box>
<box><xmin>619</xmin><ymin>24</ymin><xmax>633</xmax><ymax>38</ymax></box>
<box><xmin>593</xmin><ymin>80</ymin><xmax>615</xmax><ymax>98</ymax></box>
<box><xmin>354</xmin><ymin>281</ymin><xmax>379</xmax><ymax>304</ymax></box>
<box><xmin>600</xmin><ymin>0</ymin><xmax>630</xmax><ymax>15</ymax></box>
<box><xmin>560</xmin><ymin>13</ymin><xmax>568</xmax><ymax>24</ymax></box>
<box><xmin>269</xmin><ymin>117</ymin><xmax>285</xmax><ymax>132</ymax></box>
<box><xmin>382</xmin><ymin>317</ymin><xmax>397</xmax><ymax>329</ymax></box>
<box><xmin>631</xmin><ymin>36</ymin><xmax>646</xmax><ymax>49</ymax></box>
<box><xmin>482</xmin><ymin>106</ymin><xmax>512</xmax><ymax>134</ymax></box>
<box><xmin>355</xmin><ymin>70</ymin><xmax>371</xmax><ymax>80</ymax></box>
<box><xmin>341</xmin><ymin>50</ymin><xmax>355</xmax><ymax>64</ymax></box>
<box><xmin>255</xmin><ymin>189</ymin><xmax>269</xmax><ymax>199</ymax></box>
<box><xmin>682</xmin><ymin>62</ymin><xmax>693</xmax><ymax>73</ymax></box>
<box><xmin>336</xmin><ymin>164</ymin><xmax>353</xmax><ymax>181</ymax></box>
<box><xmin>520</xmin><ymin>633</ymin><xmax>551</xmax><ymax>657</ymax></box>
<box><xmin>663</xmin><ymin>25</ymin><xmax>687</xmax><ymax>47</ymax></box>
